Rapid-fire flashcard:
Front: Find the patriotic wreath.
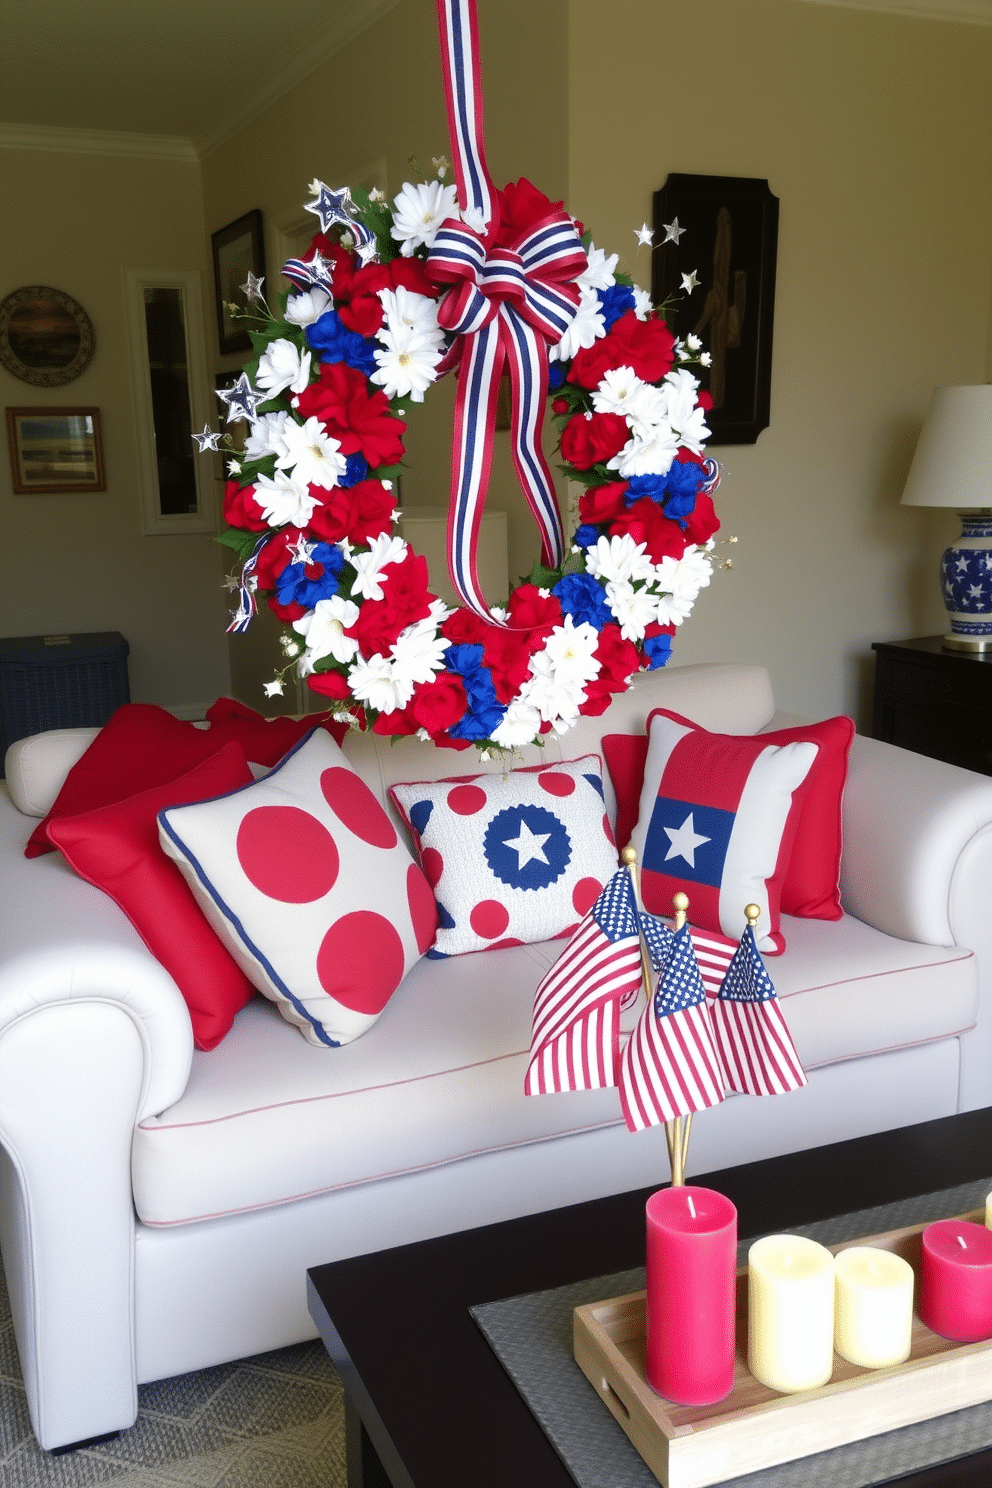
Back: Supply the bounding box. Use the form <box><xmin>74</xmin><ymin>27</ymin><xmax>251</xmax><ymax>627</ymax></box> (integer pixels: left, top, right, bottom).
<box><xmin>199</xmin><ymin>166</ymin><xmax>722</xmax><ymax>754</ymax></box>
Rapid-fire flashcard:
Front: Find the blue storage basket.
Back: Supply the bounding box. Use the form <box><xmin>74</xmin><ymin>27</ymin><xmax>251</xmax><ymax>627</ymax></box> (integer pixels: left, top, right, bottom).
<box><xmin>0</xmin><ymin>632</ymin><xmax>130</xmax><ymax>770</ymax></box>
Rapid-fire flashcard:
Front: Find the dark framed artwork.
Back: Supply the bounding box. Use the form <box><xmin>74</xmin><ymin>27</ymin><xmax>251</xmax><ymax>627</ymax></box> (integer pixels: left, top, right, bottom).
<box><xmin>652</xmin><ymin>175</ymin><xmax>779</xmax><ymax>445</ymax></box>
<box><xmin>6</xmin><ymin>406</ymin><xmax>106</xmax><ymax>493</ymax></box>
<box><xmin>0</xmin><ymin>286</ymin><xmax>96</xmax><ymax>388</ymax></box>
<box><xmin>211</xmin><ymin>210</ymin><xmax>266</xmax><ymax>355</ymax></box>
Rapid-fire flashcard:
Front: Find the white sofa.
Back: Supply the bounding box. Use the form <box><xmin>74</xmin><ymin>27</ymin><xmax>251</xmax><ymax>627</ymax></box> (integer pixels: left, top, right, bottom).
<box><xmin>2</xmin><ymin>661</ymin><xmax>992</xmax><ymax>1451</ymax></box>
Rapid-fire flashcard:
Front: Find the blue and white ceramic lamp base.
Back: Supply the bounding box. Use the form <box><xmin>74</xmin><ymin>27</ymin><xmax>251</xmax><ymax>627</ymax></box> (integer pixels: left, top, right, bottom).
<box><xmin>941</xmin><ymin>511</ymin><xmax>992</xmax><ymax>651</ymax></box>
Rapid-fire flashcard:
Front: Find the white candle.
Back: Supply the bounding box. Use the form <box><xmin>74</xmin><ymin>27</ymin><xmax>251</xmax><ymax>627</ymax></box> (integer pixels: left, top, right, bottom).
<box><xmin>748</xmin><ymin>1235</ymin><xmax>835</xmax><ymax>1393</ymax></box>
<box><xmin>986</xmin><ymin>1190</ymin><xmax>992</xmax><ymax>1230</ymax></box>
<box><xmin>834</xmin><ymin>1246</ymin><xmax>914</xmax><ymax>1368</ymax></box>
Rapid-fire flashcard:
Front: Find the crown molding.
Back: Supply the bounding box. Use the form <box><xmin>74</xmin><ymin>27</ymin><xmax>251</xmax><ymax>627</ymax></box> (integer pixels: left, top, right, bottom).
<box><xmin>797</xmin><ymin>0</ymin><xmax>992</xmax><ymax>24</ymax></box>
<box><xmin>196</xmin><ymin>0</ymin><xmax>405</xmax><ymax>157</ymax></box>
<box><xmin>0</xmin><ymin>122</ymin><xmax>197</xmax><ymax>161</ymax></box>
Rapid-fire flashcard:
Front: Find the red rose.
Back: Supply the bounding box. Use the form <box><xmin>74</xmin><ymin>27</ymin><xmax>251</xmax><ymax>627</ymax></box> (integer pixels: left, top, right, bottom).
<box><xmin>578</xmin><ymin>481</ymin><xmax>628</xmax><ymax>527</ymax></box>
<box><xmin>351</xmin><ymin>550</ymin><xmax>432</xmax><ymax>657</ymax></box>
<box><xmin>552</xmin><ymin>397</ymin><xmax>569</xmax><ymax>415</ymax></box>
<box><xmin>308</xmin><ymin>488</ymin><xmax>358</xmax><ymax>545</ymax></box>
<box><xmin>594</xmin><ymin>623</ymin><xmax>640</xmax><ymax>689</ymax></box>
<box><xmin>608</xmin><ymin>498</ymin><xmax>688</xmax><ymax>565</ymax></box>
<box><xmin>338</xmin><ymin>294</ymin><xmax>384</xmax><ymax>337</ymax></box>
<box><xmin>267</xmin><ymin>597</ymin><xmax>306</xmax><ymax>623</ymax></box>
<box><xmin>348</xmin><ymin>480</ymin><xmax>398</xmax><ymax>545</ymax></box>
<box><xmin>442</xmin><ymin>609</ymin><xmax>487</xmax><ymax>645</ymax></box>
<box><xmin>559</xmin><ymin>412</ymin><xmax>628</xmax><ymax>471</ymax></box>
<box><xmin>223</xmin><ymin>479</ymin><xmax>267</xmax><ymax>532</ymax></box>
<box><xmin>481</xmin><ymin>627</ymin><xmax>534</xmax><ymax>702</ymax></box>
<box><xmin>577</xmin><ymin>681</ymin><xmax>615</xmax><ymax>717</ymax></box>
<box><xmin>306</xmin><ymin>237</ymin><xmax>356</xmax><ymax>299</ymax></box>
<box><xmin>568</xmin><ymin>311</ymin><xmax>676</xmax><ymax>391</ymax></box>
<box><xmin>372</xmin><ymin>704</ymin><xmax>419</xmax><ymax>737</ymax></box>
<box><xmin>506</xmin><ymin>585</ymin><xmax>563</xmax><ymax>639</ymax></box>
<box><xmin>495</xmin><ymin>178</ymin><xmax>565</xmax><ymax>247</ymax></box>
<box><xmin>307</xmin><ymin>669</ymin><xmax>350</xmax><ymax>700</ymax></box>
<box><xmin>410</xmin><ymin>672</ymin><xmax>469</xmax><ymax>736</ymax></box>
<box><xmin>697</xmin><ymin>390</ymin><xmax>714</xmax><ymax>412</ymax></box>
<box><xmin>682</xmin><ymin>491</ymin><xmax>720</xmax><ymax>545</ymax></box>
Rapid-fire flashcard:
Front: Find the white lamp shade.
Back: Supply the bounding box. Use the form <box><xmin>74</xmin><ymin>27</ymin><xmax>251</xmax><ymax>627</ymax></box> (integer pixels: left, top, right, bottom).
<box><xmin>900</xmin><ymin>385</ymin><xmax>992</xmax><ymax>510</ymax></box>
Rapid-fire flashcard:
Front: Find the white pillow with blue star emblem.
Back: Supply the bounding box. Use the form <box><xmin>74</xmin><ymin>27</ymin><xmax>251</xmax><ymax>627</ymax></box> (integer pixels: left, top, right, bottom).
<box><xmin>389</xmin><ymin>756</ymin><xmax>620</xmax><ymax>957</ymax></box>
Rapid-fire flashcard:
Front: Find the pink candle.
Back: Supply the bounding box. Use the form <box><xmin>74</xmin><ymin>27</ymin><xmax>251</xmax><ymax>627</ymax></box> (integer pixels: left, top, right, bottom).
<box><xmin>920</xmin><ymin>1219</ymin><xmax>992</xmax><ymax>1342</ymax></box>
<box><xmin>645</xmin><ymin>1185</ymin><xmax>737</xmax><ymax>1405</ymax></box>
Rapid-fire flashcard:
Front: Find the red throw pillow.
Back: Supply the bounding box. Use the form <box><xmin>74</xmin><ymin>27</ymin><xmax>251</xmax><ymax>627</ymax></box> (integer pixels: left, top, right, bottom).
<box><xmin>604</xmin><ymin>712</ymin><xmax>854</xmax><ymax>928</ymax></box>
<box><xmin>204</xmin><ymin>697</ymin><xmax>348</xmax><ymax>759</ymax></box>
<box><xmin>47</xmin><ymin>743</ymin><xmax>257</xmax><ymax>1051</ymax></box>
<box><xmin>26</xmin><ymin>704</ymin><xmax>234</xmax><ymax>858</ymax></box>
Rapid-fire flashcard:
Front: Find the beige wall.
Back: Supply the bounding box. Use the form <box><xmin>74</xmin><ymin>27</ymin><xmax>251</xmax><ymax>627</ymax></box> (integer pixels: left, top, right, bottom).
<box><xmin>569</xmin><ymin>0</ymin><xmax>992</xmax><ymax>722</ymax></box>
<box><xmin>201</xmin><ymin>0</ymin><xmax>569</xmax><ymax>709</ymax></box>
<box><xmin>0</xmin><ymin>146</ymin><xmax>232</xmax><ymax>713</ymax></box>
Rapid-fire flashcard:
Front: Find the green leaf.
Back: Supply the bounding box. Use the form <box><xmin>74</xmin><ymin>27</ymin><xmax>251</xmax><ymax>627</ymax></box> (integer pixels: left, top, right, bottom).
<box><xmin>215</xmin><ymin>527</ymin><xmax>260</xmax><ymax>562</ymax></box>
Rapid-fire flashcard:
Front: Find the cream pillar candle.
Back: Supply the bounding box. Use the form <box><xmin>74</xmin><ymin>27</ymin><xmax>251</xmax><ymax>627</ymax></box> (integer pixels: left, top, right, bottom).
<box><xmin>986</xmin><ymin>1190</ymin><xmax>992</xmax><ymax>1230</ymax></box>
<box><xmin>748</xmin><ymin>1235</ymin><xmax>835</xmax><ymax>1393</ymax></box>
<box><xmin>834</xmin><ymin>1247</ymin><xmax>914</xmax><ymax>1368</ymax></box>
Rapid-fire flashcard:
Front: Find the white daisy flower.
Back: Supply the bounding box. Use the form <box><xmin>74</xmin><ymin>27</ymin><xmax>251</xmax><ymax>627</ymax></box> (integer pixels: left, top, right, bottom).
<box><xmin>348</xmin><ymin>652</ymin><xmax>412</xmax><ymax>713</ymax></box>
<box><xmin>663</xmin><ymin>368</ymin><xmax>711</xmax><ymax>455</ymax></box>
<box><xmin>490</xmin><ymin>700</ymin><xmax>543</xmax><ymax>749</ymax></box>
<box><xmin>284</xmin><ymin>288</ymin><xmax>333</xmax><ymax>327</ymax></box>
<box><xmin>461</xmin><ymin>205</ymin><xmax>488</xmax><ymax>235</ymax></box>
<box><xmin>256</xmin><ymin>339</ymin><xmax>312</xmax><ymax>399</ymax></box>
<box><xmin>632</xmin><ymin>285</ymin><xmax>653</xmax><ymax>320</ymax></box>
<box><xmin>378</xmin><ymin>285</ymin><xmax>444</xmax><ymax>344</ymax></box>
<box><xmin>550</xmin><ymin>286</ymin><xmax>605</xmax><ymax>363</ymax></box>
<box><xmin>604</xmin><ymin>579</ymin><xmax>659</xmax><ymax>641</ymax></box>
<box><xmin>350</xmin><ymin>532</ymin><xmax>408</xmax><ymax>602</ymax></box>
<box><xmin>608</xmin><ymin>424</ymin><xmax>679</xmax><ymax>479</ymax></box>
<box><xmin>389</xmin><ymin>615</ymin><xmax>451</xmax><ymax>687</ymax></box>
<box><xmin>578</xmin><ymin>242</ymin><xmax>618</xmax><ymax>293</ymax></box>
<box><xmin>274</xmin><ymin>417</ymin><xmax>346</xmax><ymax>491</ymax></box>
<box><xmin>591</xmin><ymin>366</ymin><xmax>646</xmax><ymax>419</ymax></box>
<box><xmin>293</xmin><ymin>595</ymin><xmax>360</xmax><ymax>668</ymax></box>
<box><xmin>253</xmin><ymin>471</ymin><xmax>323</xmax><ymax>529</ymax></box>
<box><xmin>653</xmin><ymin>550</ymin><xmax>713</xmax><ymax>626</ymax></box>
<box><xmin>243</xmin><ymin>411</ymin><xmax>288</xmax><ymax>461</ymax></box>
<box><xmin>518</xmin><ymin>616</ymin><xmax>601</xmax><ymax>725</ymax></box>
<box><xmin>390</xmin><ymin>179</ymin><xmax>459</xmax><ymax>256</ymax></box>
<box><xmin>583</xmin><ymin>533</ymin><xmax>656</xmax><ymax>586</ymax></box>
<box><xmin>371</xmin><ymin>323</ymin><xmax>444</xmax><ymax>402</ymax></box>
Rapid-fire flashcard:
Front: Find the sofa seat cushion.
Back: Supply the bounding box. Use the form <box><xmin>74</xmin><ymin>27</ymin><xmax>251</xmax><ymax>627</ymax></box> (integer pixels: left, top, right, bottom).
<box><xmin>131</xmin><ymin>915</ymin><xmax>977</xmax><ymax>1228</ymax></box>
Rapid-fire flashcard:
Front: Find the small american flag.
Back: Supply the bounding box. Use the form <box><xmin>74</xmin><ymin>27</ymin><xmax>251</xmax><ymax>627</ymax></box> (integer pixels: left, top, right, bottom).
<box><xmin>639</xmin><ymin>912</ymin><xmax>736</xmax><ymax>999</ymax></box>
<box><xmin>712</xmin><ymin>925</ymin><xmax>807</xmax><ymax>1097</ymax></box>
<box><xmin>619</xmin><ymin>923</ymin><xmax>725</xmax><ymax>1132</ymax></box>
<box><xmin>524</xmin><ymin>868</ymin><xmax>645</xmax><ymax>1096</ymax></box>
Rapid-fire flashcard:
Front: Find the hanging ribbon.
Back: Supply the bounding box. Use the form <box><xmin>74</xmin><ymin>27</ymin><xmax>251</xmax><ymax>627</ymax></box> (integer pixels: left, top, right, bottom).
<box><xmin>226</xmin><ymin>533</ymin><xmax>272</xmax><ymax>634</ymax></box>
<box><xmin>428</xmin><ymin>0</ymin><xmax>587</xmax><ymax>622</ymax></box>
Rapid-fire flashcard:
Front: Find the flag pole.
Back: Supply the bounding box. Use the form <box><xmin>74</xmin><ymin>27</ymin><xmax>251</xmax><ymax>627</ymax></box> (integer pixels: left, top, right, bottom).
<box><xmin>621</xmin><ymin>846</ymin><xmax>679</xmax><ymax>1183</ymax></box>
<box><xmin>671</xmin><ymin>892</ymin><xmax>690</xmax><ymax>1187</ymax></box>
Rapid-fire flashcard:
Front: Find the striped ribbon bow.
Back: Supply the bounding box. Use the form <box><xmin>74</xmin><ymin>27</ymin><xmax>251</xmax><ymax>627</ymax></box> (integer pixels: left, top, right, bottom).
<box><xmin>430</xmin><ymin>0</ymin><xmax>588</xmax><ymax>621</ymax></box>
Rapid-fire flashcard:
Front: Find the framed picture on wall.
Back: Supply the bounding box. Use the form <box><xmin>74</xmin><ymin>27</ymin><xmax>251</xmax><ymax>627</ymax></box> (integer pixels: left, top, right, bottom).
<box><xmin>211</xmin><ymin>210</ymin><xmax>266</xmax><ymax>355</ymax></box>
<box><xmin>652</xmin><ymin>174</ymin><xmax>779</xmax><ymax>446</ymax></box>
<box><xmin>5</xmin><ymin>406</ymin><xmax>106</xmax><ymax>493</ymax></box>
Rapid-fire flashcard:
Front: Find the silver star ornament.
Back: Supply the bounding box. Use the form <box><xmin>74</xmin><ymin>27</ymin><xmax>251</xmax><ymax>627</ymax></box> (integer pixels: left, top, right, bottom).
<box><xmin>240</xmin><ymin>271</ymin><xmax>265</xmax><ymax>303</ymax></box>
<box><xmin>662</xmin><ymin>217</ymin><xmax>686</xmax><ymax>244</ymax></box>
<box><xmin>305</xmin><ymin>180</ymin><xmax>357</xmax><ymax>234</ymax></box>
<box><xmin>192</xmin><ymin>424</ymin><xmax>223</xmax><ymax>452</ymax></box>
<box><xmin>681</xmin><ymin>270</ymin><xmax>700</xmax><ymax>293</ymax></box>
<box><xmin>635</xmin><ymin>223</ymin><xmax>654</xmax><ymax>247</ymax></box>
<box><xmin>216</xmin><ymin>373</ymin><xmax>264</xmax><ymax>424</ymax></box>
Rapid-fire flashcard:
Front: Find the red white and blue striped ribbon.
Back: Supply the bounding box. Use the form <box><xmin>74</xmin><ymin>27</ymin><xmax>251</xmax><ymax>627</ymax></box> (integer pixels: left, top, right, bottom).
<box><xmin>226</xmin><ymin>533</ymin><xmax>272</xmax><ymax>634</ymax></box>
<box><xmin>430</xmin><ymin>0</ymin><xmax>586</xmax><ymax>621</ymax></box>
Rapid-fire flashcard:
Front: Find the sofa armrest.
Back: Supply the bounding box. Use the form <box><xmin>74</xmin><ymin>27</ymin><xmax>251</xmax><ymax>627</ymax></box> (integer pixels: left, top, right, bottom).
<box><xmin>0</xmin><ymin>787</ymin><xmax>195</xmax><ymax>1447</ymax></box>
<box><xmin>840</xmin><ymin>734</ymin><xmax>992</xmax><ymax>947</ymax></box>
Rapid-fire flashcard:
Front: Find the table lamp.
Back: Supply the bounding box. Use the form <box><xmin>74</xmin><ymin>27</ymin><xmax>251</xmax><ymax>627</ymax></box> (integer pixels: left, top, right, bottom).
<box><xmin>900</xmin><ymin>384</ymin><xmax>992</xmax><ymax>651</ymax></box>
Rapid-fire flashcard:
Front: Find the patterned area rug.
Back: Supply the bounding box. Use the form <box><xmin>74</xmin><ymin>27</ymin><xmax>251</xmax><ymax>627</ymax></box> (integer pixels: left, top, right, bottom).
<box><xmin>0</xmin><ymin>1262</ymin><xmax>345</xmax><ymax>1488</ymax></box>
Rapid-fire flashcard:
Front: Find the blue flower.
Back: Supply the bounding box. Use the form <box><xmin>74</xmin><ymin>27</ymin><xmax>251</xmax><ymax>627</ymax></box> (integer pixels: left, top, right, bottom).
<box><xmin>445</xmin><ymin>644</ymin><xmax>507</xmax><ymax>740</ymax></box>
<box><xmin>306</xmin><ymin>311</ymin><xmax>377</xmax><ymax>376</ymax></box>
<box><xmin>552</xmin><ymin>572</ymin><xmax>612</xmax><ymax>632</ymax></box>
<box><xmin>573</xmin><ymin>524</ymin><xmax>600</xmax><ymax>549</ymax></box>
<box><xmin>339</xmin><ymin>452</ymin><xmax>369</xmax><ymax>488</ymax></box>
<box><xmin>547</xmin><ymin>360</ymin><xmax>568</xmax><ymax>390</ymax></box>
<box><xmin>597</xmin><ymin>283</ymin><xmax>636</xmax><ymax>333</ymax></box>
<box><xmin>274</xmin><ymin>542</ymin><xmax>345</xmax><ymax>610</ymax></box>
<box><xmin>643</xmin><ymin>632</ymin><xmax>673</xmax><ymax>670</ymax></box>
<box><xmin>624</xmin><ymin>472</ymin><xmax>668</xmax><ymax>507</ymax></box>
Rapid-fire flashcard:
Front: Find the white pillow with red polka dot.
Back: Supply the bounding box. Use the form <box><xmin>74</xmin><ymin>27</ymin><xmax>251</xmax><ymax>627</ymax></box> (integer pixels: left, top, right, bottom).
<box><xmin>157</xmin><ymin>729</ymin><xmax>438</xmax><ymax>1047</ymax></box>
<box><xmin>389</xmin><ymin>755</ymin><xmax>619</xmax><ymax>958</ymax></box>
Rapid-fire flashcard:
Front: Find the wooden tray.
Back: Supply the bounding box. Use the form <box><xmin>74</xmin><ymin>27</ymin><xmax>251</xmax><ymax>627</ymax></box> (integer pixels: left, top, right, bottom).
<box><xmin>573</xmin><ymin>1208</ymin><xmax>992</xmax><ymax>1488</ymax></box>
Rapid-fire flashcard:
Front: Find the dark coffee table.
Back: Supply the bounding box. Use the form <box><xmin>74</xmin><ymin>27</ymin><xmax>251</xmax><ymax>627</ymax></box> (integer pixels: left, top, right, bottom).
<box><xmin>308</xmin><ymin>1108</ymin><xmax>992</xmax><ymax>1488</ymax></box>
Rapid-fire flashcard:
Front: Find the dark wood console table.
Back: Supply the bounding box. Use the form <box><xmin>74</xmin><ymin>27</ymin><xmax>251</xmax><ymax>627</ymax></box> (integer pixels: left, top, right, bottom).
<box><xmin>871</xmin><ymin>636</ymin><xmax>992</xmax><ymax>774</ymax></box>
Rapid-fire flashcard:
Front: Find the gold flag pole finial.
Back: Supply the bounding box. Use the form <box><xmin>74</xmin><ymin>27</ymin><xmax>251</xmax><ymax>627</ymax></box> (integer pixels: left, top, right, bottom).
<box><xmin>744</xmin><ymin>903</ymin><xmax>761</xmax><ymax>929</ymax></box>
